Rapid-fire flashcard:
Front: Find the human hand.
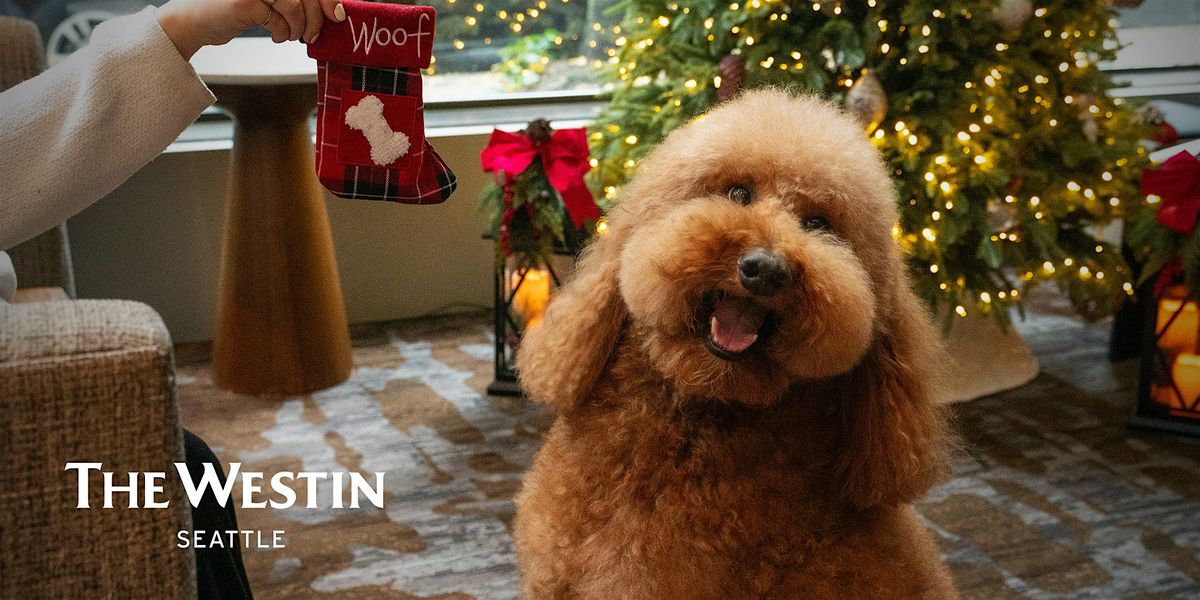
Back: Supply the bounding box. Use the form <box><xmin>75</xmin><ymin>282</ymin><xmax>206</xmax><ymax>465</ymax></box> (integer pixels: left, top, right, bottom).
<box><xmin>156</xmin><ymin>0</ymin><xmax>346</xmax><ymax>59</ymax></box>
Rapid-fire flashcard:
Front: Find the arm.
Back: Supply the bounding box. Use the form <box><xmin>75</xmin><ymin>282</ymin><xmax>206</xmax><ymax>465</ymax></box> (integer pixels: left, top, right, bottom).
<box><xmin>0</xmin><ymin>0</ymin><xmax>344</xmax><ymax>251</ymax></box>
<box><xmin>0</xmin><ymin>8</ymin><xmax>214</xmax><ymax>250</ymax></box>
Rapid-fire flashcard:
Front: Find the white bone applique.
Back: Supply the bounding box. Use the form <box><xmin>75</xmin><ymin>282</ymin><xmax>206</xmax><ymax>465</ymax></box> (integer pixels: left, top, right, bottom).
<box><xmin>344</xmin><ymin>95</ymin><xmax>411</xmax><ymax>166</ymax></box>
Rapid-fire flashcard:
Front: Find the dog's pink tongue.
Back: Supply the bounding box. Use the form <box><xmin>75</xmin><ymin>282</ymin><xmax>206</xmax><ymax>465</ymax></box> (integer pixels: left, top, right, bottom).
<box><xmin>709</xmin><ymin>297</ymin><xmax>766</xmax><ymax>353</ymax></box>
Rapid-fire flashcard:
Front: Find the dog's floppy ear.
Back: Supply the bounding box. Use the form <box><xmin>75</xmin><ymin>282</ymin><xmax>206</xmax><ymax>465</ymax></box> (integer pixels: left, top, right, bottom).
<box><xmin>834</xmin><ymin>270</ymin><xmax>951</xmax><ymax>509</ymax></box>
<box><xmin>515</xmin><ymin>231</ymin><xmax>626</xmax><ymax>412</ymax></box>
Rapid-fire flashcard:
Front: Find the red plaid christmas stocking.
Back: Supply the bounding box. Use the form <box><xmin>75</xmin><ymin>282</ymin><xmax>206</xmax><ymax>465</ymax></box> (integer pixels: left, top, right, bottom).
<box><xmin>307</xmin><ymin>1</ymin><xmax>456</xmax><ymax>203</ymax></box>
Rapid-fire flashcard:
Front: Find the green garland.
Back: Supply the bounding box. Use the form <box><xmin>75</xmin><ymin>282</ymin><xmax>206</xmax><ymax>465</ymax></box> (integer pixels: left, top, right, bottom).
<box><xmin>480</xmin><ymin>158</ymin><xmax>573</xmax><ymax>269</ymax></box>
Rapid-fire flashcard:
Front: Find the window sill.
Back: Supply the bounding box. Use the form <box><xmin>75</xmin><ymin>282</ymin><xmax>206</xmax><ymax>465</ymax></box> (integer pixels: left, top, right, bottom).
<box><xmin>164</xmin><ymin>89</ymin><xmax>609</xmax><ymax>155</ymax></box>
<box><xmin>1105</xmin><ymin>26</ymin><xmax>1200</xmax><ymax>107</ymax></box>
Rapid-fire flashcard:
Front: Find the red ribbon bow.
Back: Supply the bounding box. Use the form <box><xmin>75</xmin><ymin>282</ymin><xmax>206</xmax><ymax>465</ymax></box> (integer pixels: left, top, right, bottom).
<box><xmin>480</xmin><ymin>127</ymin><xmax>599</xmax><ymax>228</ymax></box>
<box><xmin>1155</xmin><ymin>256</ymin><xmax>1183</xmax><ymax>298</ymax></box>
<box><xmin>1146</xmin><ymin>151</ymin><xmax>1200</xmax><ymax>235</ymax></box>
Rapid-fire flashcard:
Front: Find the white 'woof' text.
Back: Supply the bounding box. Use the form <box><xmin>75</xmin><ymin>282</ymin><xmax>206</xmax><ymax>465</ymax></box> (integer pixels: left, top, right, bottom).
<box><xmin>348</xmin><ymin>12</ymin><xmax>431</xmax><ymax>58</ymax></box>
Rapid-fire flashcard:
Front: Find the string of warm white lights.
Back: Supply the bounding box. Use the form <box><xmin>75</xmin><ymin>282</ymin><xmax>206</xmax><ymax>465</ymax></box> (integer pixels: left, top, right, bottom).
<box><xmin>576</xmin><ymin>0</ymin><xmax>1150</xmax><ymax>323</ymax></box>
<box><xmin>434</xmin><ymin>0</ymin><xmax>1150</xmax><ymax>321</ymax></box>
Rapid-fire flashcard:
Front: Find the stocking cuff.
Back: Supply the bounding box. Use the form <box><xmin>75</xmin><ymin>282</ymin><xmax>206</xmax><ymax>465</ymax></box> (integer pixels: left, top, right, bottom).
<box><xmin>307</xmin><ymin>1</ymin><xmax>435</xmax><ymax>69</ymax></box>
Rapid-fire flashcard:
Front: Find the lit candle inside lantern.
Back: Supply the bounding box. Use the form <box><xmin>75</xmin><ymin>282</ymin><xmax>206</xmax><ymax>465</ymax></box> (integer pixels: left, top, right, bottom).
<box><xmin>1171</xmin><ymin>353</ymin><xmax>1200</xmax><ymax>410</ymax></box>
<box><xmin>1157</xmin><ymin>297</ymin><xmax>1200</xmax><ymax>357</ymax></box>
<box><xmin>512</xmin><ymin>267</ymin><xmax>551</xmax><ymax>329</ymax></box>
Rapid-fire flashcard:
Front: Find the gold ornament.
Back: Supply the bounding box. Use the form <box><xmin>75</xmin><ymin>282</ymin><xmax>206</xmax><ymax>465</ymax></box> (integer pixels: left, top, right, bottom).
<box><xmin>1134</xmin><ymin>103</ymin><xmax>1167</xmax><ymax>126</ymax></box>
<box><xmin>989</xmin><ymin>0</ymin><xmax>1032</xmax><ymax>32</ymax></box>
<box><xmin>845</xmin><ymin>69</ymin><xmax>888</xmax><ymax>131</ymax></box>
<box><xmin>987</xmin><ymin>199</ymin><xmax>1019</xmax><ymax>232</ymax></box>
<box><xmin>1075</xmin><ymin>93</ymin><xmax>1099</xmax><ymax>142</ymax></box>
<box><xmin>1081</xmin><ymin>118</ymin><xmax>1100</xmax><ymax>143</ymax></box>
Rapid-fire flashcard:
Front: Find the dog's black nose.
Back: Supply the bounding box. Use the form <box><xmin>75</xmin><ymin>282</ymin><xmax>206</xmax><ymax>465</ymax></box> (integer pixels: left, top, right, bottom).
<box><xmin>738</xmin><ymin>248</ymin><xmax>792</xmax><ymax>296</ymax></box>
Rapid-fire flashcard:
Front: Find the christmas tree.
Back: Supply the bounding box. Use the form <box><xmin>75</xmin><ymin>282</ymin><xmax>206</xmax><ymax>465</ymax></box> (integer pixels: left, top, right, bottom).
<box><xmin>588</xmin><ymin>0</ymin><xmax>1151</xmax><ymax>324</ymax></box>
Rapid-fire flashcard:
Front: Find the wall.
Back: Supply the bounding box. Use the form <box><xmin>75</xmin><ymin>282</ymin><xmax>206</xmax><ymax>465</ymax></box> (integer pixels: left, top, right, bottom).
<box><xmin>68</xmin><ymin>133</ymin><xmax>495</xmax><ymax>344</ymax></box>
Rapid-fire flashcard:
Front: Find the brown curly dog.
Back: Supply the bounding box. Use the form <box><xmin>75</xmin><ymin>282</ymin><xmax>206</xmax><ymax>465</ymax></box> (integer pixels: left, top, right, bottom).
<box><xmin>513</xmin><ymin>89</ymin><xmax>957</xmax><ymax>599</ymax></box>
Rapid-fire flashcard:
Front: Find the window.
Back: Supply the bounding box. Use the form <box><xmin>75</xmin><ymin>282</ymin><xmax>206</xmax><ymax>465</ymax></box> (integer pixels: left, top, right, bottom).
<box><xmin>1113</xmin><ymin>0</ymin><xmax>1200</xmax><ymax>28</ymax></box>
<box><xmin>1106</xmin><ymin>0</ymin><xmax>1200</xmax><ymax>138</ymax></box>
<box><xmin>423</xmin><ymin>0</ymin><xmax>619</xmax><ymax>101</ymax></box>
<box><xmin>9</xmin><ymin>0</ymin><xmax>1192</xmax><ymax>144</ymax></box>
<box><xmin>2</xmin><ymin>0</ymin><xmax>620</xmax><ymax>100</ymax></box>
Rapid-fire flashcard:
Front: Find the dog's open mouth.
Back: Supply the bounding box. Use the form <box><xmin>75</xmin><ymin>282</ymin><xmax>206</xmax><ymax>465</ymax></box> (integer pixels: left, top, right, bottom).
<box><xmin>700</xmin><ymin>292</ymin><xmax>773</xmax><ymax>361</ymax></box>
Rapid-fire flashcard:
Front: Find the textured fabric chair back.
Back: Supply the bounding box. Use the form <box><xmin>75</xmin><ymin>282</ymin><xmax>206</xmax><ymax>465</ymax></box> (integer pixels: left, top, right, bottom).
<box><xmin>0</xmin><ymin>16</ymin><xmax>43</xmax><ymax>89</ymax></box>
<box><xmin>0</xmin><ymin>16</ymin><xmax>77</xmax><ymax>297</ymax></box>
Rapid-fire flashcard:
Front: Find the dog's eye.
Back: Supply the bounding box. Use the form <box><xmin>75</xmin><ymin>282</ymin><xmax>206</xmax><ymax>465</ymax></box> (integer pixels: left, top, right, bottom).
<box><xmin>802</xmin><ymin>215</ymin><xmax>831</xmax><ymax>232</ymax></box>
<box><xmin>727</xmin><ymin>185</ymin><xmax>752</xmax><ymax>206</ymax></box>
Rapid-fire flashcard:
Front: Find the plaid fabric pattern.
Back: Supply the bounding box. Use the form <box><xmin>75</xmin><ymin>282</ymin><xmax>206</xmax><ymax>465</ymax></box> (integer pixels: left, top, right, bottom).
<box><xmin>314</xmin><ymin>63</ymin><xmax>456</xmax><ymax>204</ymax></box>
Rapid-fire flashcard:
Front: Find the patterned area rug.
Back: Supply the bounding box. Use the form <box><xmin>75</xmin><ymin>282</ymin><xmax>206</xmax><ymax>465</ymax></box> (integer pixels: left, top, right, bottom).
<box><xmin>177</xmin><ymin>308</ymin><xmax>1200</xmax><ymax>599</ymax></box>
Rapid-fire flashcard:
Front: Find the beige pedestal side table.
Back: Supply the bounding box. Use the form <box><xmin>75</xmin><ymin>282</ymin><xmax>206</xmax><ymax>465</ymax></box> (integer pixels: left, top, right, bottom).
<box><xmin>192</xmin><ymin>38</ymin><xmax>352</xmax><ymax>396</ymax></box>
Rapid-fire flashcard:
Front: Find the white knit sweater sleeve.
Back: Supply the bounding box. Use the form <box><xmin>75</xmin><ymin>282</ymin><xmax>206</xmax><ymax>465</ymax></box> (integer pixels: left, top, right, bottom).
<box><xmin>0</xmin><ymin>7</ymin><xmax>215</xmax><ymax>250</ymax></box>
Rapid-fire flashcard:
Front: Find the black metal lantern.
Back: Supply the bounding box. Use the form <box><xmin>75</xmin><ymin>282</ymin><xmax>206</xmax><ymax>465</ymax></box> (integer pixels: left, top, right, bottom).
<box><xmin>486</xmin><ymin>246</ymin><xmax>577</xmax><ymax>396</ymax></box>
<box><xmin>485</xmin><ymin>217</ymin><xmax>589</xmax><ymax>396</ymax></box>
<box><xmin>1133</xmin><ymin>284</ymin><xmax>1200</xmax><ymax>435</ymax></box>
